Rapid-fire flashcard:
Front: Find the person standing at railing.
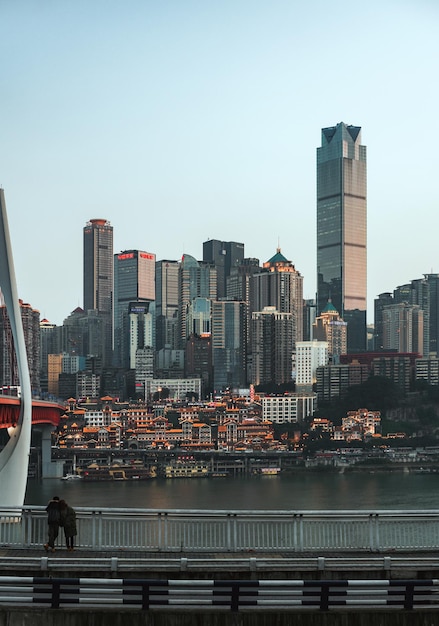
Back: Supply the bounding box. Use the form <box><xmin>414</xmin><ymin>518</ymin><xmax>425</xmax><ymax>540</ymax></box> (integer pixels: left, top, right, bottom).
<box><xmin>59</xmin><ymin>499</ymin><xmax>77</xmax><ymax>552</ymax></box>
<box><xmin>44</xmin><ymin>495</ymin><xmax>60</xmax><ymax>553</ymax></box>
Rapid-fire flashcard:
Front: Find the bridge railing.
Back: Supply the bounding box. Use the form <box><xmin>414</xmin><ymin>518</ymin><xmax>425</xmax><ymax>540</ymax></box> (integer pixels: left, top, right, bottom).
<box><xmin>0</xmin><ymin>575</ymin><xmax>438</xmax><ymax>611</ymax></box>
<box><xmin>2</xmin><ymin>507</ymin><xmax>439</xmax><ymax>553</ymax></box>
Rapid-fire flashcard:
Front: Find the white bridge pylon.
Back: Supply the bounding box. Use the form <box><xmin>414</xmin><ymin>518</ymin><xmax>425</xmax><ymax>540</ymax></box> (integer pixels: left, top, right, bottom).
<box><xmin>0</xmin><ymin>189</ymin><xmax>32</xmax><ymax>509</ymax></box>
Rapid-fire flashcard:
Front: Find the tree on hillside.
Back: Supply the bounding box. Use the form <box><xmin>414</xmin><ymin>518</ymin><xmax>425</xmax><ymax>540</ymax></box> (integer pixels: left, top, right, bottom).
<box><xmin>343</xmin><ymin>376</ymin><xmax>402</xmax><ymax>414</ymax></box>
<box><xmin>313</xmin><ymin>376</ymin><xmax>402</xmax><ymax>423</ymax></box>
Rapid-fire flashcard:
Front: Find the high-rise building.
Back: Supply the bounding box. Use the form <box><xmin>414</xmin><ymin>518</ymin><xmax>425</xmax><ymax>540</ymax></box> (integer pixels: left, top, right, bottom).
<box><xmin>135</xmin><ymin>346</ymin><xmax>155</xmax><ymax>399</ymax></box>
<box><xmin>127</xmin><ymin>302</ymin><xmax>155</xmax><ymax>369</ymax></box>
<box><xmin>252</xmin><ymin>248</ymin><xmax>303</xmax><ymax>350</ymax></box>
<box><xmin>317</xmin><ymin>122</ymin><xmax>367</xmax><ymax>352</ymax></box>
<box><xmin>303</xmin><ymin>299</ymin><xmax>317</xmax><ymax>342</ymax></box>
<box><xmin>312</xmin><ymin>300</ymin><xmax>347</xmax><ymax>362</ymax></box>
<box><xmin>394</xmin><ymin>274</ymin><xmax>439</xmax><ymax>356</ymax></box>
<box><xmin>203</xmin><ymin>239</ymin><xmax>244</xmax><ymax>299</ymax></box>
<box><xmin>39</xmin><ymin>318</ymin><xmax>61</xmax><ymax>393</ymax></box>
<box><xmin>155</xmin><ymin>260</ymin><xmax>179</xmax><ymax>351</ymax></box>
<box><xmin>0</xmin><ymin>300</ymin><xmax>40</xmax><ymax>393</ymax></box>
<box><xmin>374</xmin><ymin>292</ymin><xmax>394</xmax><ymax>351</ymax></box>
<box><xmin>83</xmin><ymin>219</ymin><xmax>113</xmax><ymax>365</ymax></box>
<box><xmin>251</xmin><ymin>306</ymin><xmax>292</xmax><ymax>387</ymax></box>
<box><xmin>178</xmin><ymin>254</ymin><xmax>217</xmax><ymax>349</ymax></box>
<box><xmin>113</xmin><ymin>250</ymin><xmax>155</xmax><ymax>366</ymax></box>
<box><xmin>187</xmin><ymin>297</ymin><xmax>211</xmax><ymax>337</ymax></box>
<box><xmin>61</xmin><ymin>307</ymin><xmax>85</xmax><ymax>356</ymax></box>
<box><xmin>227</xmin><ymin>257</ymin><xmax>260</xmax><ymax>360</ymax></box>
<box><xmin>47</xmin><ymin>353</ymin><xmax>63</xmax><ymax>397</ymax></box>
<box><xmin>382</xmin><ymin>303</ymin><xmax>424</xmax><ymax>355</ymax></box>
<box><xmin>316</xmin><ymin>361</ymin><xmax>369</xmax><ymax>402</ymax></box>
<box><xmin>295</xmin><ymin>340</ymin><xmax>328</xmax><ymax>390</ymax></box>
<box><xmin>185</xmin><ymin>334</ymin><xmax>212</xmax><ymax>396</ymax></box>
<box><xmin>424</xmin><ymin>275</ymin><xmax>439</xmax><ymax>356</ymax></box>
<box><xmin>416</xmin><ymin>354</ymin><xmax>439</xmax><ymax>386</ymax></box>
<box><xmin>375</xmin><ymin>274</ymin><xmax>439</xmax><ymax>357</ymax></box>
<box><xmin>212</xmin><ymin>300</ymin><xmax>247</xmax><ymax>391</ymax></box>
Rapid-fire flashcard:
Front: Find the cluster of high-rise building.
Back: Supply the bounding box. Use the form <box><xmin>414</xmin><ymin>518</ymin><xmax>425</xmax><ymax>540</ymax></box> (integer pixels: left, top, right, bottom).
<box><xmin>1</xmin><ymin>122</ymin><xmax>438</xmax><ymax>406</ymax></box>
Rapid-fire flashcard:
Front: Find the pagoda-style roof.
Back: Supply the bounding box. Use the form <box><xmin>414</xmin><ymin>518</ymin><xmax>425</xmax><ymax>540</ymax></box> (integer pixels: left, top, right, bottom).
<box><xmin>267</xmin><ymin>248</ymin><xmax>289</xmax><ymax>264</ymax></box>
<box><xmin>322</xmin><ymin>300</ymin><xmax>339</xmax><ymax>314</ymax></box>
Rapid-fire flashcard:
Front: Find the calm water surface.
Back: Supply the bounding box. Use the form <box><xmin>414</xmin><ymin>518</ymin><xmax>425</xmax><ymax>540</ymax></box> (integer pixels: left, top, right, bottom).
<box><xmin>24</xmin><ymin>472</ymin><xmax>439</xmax><ymax>511</ymax></box>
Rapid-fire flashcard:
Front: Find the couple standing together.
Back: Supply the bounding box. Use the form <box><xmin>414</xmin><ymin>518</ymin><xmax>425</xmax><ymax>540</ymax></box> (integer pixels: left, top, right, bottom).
<box><xmin>44</xmin><ymin>496</ymin><xmax>77</xmax><ymax>553</ymax></box>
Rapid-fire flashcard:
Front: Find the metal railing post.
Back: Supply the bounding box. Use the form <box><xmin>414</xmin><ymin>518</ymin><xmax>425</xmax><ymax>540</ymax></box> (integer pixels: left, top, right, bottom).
<box><xmin>298</xmin><ymin>513</ymin><xmax>304</xmax><ymax>552</ymax></box>
<box><xmin>226</xmin><ymin>513</ymin><xmax>237</xmax><ymax>552</ymax></box>
<box><xmin>22</xmin><ymin>508</ymin><xmax>31</xmax><ymax>547</ymax></box>
<box><xmin>369</xmin><ymin>513</ymin><xmax>379</xmax><ymax>552</ymax></box>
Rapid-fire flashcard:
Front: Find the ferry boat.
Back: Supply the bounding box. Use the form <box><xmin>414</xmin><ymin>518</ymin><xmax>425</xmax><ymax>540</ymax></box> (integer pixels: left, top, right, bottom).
<box><xmin>80</xmin><ymin>461</ymin><xmax>154</xmax><ymax>481</ymax></box>
<box><xmin>259</xmin><ymin>467</ymin><xmax>281</xmax><ymax>476</ymax></box>
<box><xmin>61</xmin><ymin>473</ymin><xmax>83</xmax><ymax>481</ymax></box>
<box><xmin>61</xmin><ymin>456</ymin><xmax>83</xmax><ymax>480</ymax></box>
<box><xmin>163</xmin><ymin>455</ymin><xmax>210</xmax><ymax>478</ymax></box>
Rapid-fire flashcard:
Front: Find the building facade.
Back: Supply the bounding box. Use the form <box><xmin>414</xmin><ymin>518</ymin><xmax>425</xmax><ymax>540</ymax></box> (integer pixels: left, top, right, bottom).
<box><xmin>317</xmin><ymin>122</ymin><xmax>367</xmax><ymax>352</ymax></box>
<box><xmin>316</xmin><ymin>361</ymin><xmax>370</xmax><ymax>402</ymax></box>
<box><xmin>0</xmin><ymin>300</ymin><xmax>40</xmax><ymax>393</ymax></box>
<box><xmin>295</xmin><ymin>340</ymin><xmax>329</xmax><ymax>390</ymax></box>
<box><xmin>178</xmin><ymin>254</ymin><xmax>217</xmax><ymax>349</ymax></box>
<box><xmin>155</xmin><ymin>260</ymin><xmax>179</xmax><ymax>351</ymax></box>
<box><xmin>211</xmin><ymin>300</ymin><xmax>247</xmax><ymax>391</ymax></box>
<box><xmin>382</xmin><ymin>302</ymin><xmax>424</xmax><ymax>355</ymax></box>
<box><xmin>251</xmin><ymin>306</ymin><xmax>293</xmax><ymax>387</ymax></box>
<box><xmin>203</xmin><ymin>239</ymin><xmax>245</xmax><ymax>300</ymax></box>
<box><xmin>312</xmin><ymin>300</ymin><xmax>347</xmax><ymax>361</ymax></box>
<box><xmin>83</xmin><ymin>218</ymin><xmax>113</xmax><ymax>365</ymax></box>
<box><xmin>252</xmin><ymin>248</ymin><xmax>303</xmax><ymax>350</ymax></box>
<box><xmin>39</xmin><ymin>318</ymin><xmax>61</xmax><ymax>394</ymax></box>
<box><xmin>113</xmin><ymin>250</ymin><xmax>155</xmax><ymax>366</ymax></box>
<box><xmin>416</xmin><ymin>354</ymin><xmax>439</xmax><ymax>386</ymax></box>
<box><xmin>262</xmin><ymin>393</ymin><xmax>317</xmax><ymax>424</ymax></box>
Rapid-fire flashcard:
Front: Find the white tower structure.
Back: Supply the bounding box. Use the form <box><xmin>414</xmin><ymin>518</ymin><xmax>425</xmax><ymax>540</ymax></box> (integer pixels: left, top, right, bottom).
<box><xmin>0</xmin><ymin>189</ymin><xmax>32</xmax><ymax>509</ymax></box>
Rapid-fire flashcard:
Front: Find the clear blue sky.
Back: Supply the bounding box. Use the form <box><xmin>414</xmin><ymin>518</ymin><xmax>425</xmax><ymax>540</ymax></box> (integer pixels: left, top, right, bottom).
<box><xmin>1</xmin><ymin>0</ymin><xmax>438</xmax><ymax>325</ymax></box>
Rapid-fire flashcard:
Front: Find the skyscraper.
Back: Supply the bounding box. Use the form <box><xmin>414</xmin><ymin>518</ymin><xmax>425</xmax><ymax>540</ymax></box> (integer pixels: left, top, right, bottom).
<box><xmin>374</xmin><ymin>292</ymin><xmax>394</xmax><ymax>351</ymax></box>
<box><xmin>382</xmin><ymin>302</ymin><xmax>424</xmax><ymax>355</ymax></box>
<box><xmin>0</xmin><ymin>300</ymin><xmax>40</xmax><ymax>392</ymax></box>
<box><xmin>251</xmin><ymin>306</ymin><xmax>292</xmax><ymax>387</ymax></box>
<box><xmin>317</xmin><ymin>122</ymin><xmax>367</xmax><ymax>352</ymax></box>
<box><xmin>178</xmin><ymin>254</ymin><xmax>217</xmax><ymax>349</ymax></box>
<box><xmin>212</xmin><ymin>300</ymin><xmax>247</xmax><ymax>391</ymax></box>
<box><xmin>155</xmin><ymin>260</ymin><xmax>179</xmax><ymax>351</ymax></box>
<box><xmin>39</xmin><ymin>318</ymin><xmax>61</xmax><ymax>393</ymax></box>
<box><xmin>312</xmin><ymin>300</ymin><xmax>347</xmax><ymax>362</ymax></box>
<box><xmin>83</xmin><ymin>219</ymin><xmax>113</xmax><ymax>364</ymax></box>
<box><xmin>113</xmin><ymin>250</ymin><xmax>155</xmax><ymax>366</ymax></box>
<box><xmin>203</xmin><ymin>239</ymin><xmax>244</xmax><ymax>300</ymax></box>
<box><xmin>252</xmin><ymin>248</ymin><xmax>303</xmax><ymax>349</ymax></box>
<box><xmin>83</xmin><ymin>219</ymin><xmax>113</xmax><ymax>314</ymax></box>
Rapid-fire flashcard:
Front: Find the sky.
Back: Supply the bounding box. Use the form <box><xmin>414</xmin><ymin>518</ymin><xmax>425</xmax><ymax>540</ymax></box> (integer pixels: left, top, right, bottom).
<box><xmin>1</xmin><ymin>0</ymin><xmax>438</xmax><ymax>326</ymax></box>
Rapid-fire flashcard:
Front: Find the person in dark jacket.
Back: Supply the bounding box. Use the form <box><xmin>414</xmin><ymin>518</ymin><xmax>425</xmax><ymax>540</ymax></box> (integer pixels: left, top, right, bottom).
<box><xmin>59</xmin><ymin>499</ymin><xmax>77</xmax><ymax>551</ymax></box>
<box><xmin>44</xmin><ymin>495</ymin><xmax>60</xmax><ymax>553</ymax></box>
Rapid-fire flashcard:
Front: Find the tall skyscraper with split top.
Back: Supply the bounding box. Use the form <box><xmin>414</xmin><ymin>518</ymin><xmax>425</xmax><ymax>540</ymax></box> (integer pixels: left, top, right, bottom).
<box><xmin>317</xmin><ymin>122</ymin><xmax>367</xmax><ymax>352</ymax></box>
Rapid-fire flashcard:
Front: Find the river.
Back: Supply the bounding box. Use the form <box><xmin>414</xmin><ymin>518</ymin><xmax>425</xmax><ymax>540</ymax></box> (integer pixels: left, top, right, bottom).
<box><xmin>24</xmin><ymin>471</ymin><xmax>439</xmax><ymax>510</ymax></box>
